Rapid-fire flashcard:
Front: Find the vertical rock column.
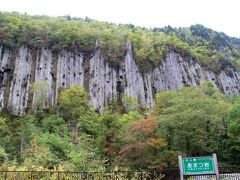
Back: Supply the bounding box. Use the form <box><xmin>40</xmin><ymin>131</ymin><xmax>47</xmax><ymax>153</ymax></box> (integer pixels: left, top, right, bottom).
<box><xmin>219</xmin><ymin>70</ymin><xmax>240</xmax><ymax>95</ymax></box>
<box><xmin>0</xmin><ymin>46</ymin><xmax>2</xmax><ymax>108</ymax></box>
<box><xmin>0</xmin><ymin>46</ymin><xmax>11</xmax><ymax>109</ymax></box>
<box><xmin>153</xmin><ymin>53</ymin><xmax>185</xmax><ymax>91</ymax></box>
<box><xmin>152</xmin><ymin>52</ymin><xmax>206</xmax><ymax>92</ymax></box>
<box><xmin>8</xmin><ymin>47</ymin><xmax>32</xmax><ymax>115</ymax></box>
<box><xmin>121</xmin><ymin>43</ymin><xmax>146</xmax><ymax>105</ymax></box>
<box><xmin>181</xmin><ymin>60</ymin><xmax>205</xmax><ymax>86</ymax></box>
<box><xmin>89</xmin><ymin>49</ymin><xmax>117</xmax><ymax>111</ymax></box>
<box><xmin>56</xmin><ymin>50</ymin><xmax>84</xmax><ymax>103</ymax></box>
<box><xmin>143</xmin><ymin>73</ymin><xmax>154</xmax><ymax>108</ymax></box>
<box><xmin>33</xmin><ymin>48</ymin><xmax>54</xmax><ymax>108</ymax></box>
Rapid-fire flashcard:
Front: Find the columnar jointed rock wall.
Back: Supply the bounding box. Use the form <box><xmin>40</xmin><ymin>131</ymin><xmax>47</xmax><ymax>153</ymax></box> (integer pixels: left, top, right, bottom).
<box><xmin>56</xmin><ymin>50</ymin><xmax>85</xmax><ymax>103</ymax></box>
<box><xmin>121</xmin><ymin>43</ymin><xmax>146</xmax><ymax>106</ymax></box>
<box><xmin>219</xmin><ymin>70</ymin><xmax>240</xmax><ymax>95</ymax></box>
<box><xmin>0</xmin><ymin>44</ymin><xmax>239</xmax><ymax>115</ymax></box>
<box><xmin>33</xmin><ymin>48</ymin><xmax>54</xmax><ymax>109</ymax></box>
<box><xmin>8</xmin><ymin>47</ymin><xmax>32</xmax><ymax>115</ymax></box>
<box><xmin>89</xmin><ymin>48</ymin><xmax>117</xmax><ymax>111</ymax></box>
<box><xmin>0</xmin><ymin>46</ymin><xmax>10</xmax><ymax>109</ymax></box>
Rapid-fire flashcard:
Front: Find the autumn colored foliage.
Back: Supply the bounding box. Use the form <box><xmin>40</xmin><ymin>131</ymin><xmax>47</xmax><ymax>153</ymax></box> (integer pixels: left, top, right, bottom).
<box><xmin>116</xmin><ymin>117</ymin><xmax>167</xmax><ymax>169</ymax></box>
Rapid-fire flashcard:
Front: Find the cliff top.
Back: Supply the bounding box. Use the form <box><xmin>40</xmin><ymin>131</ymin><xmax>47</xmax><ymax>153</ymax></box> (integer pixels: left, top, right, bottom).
<box><xmin>0</xmin><ymin>12</ymin><xmax>240</xmax><ymax>72</ymax></box>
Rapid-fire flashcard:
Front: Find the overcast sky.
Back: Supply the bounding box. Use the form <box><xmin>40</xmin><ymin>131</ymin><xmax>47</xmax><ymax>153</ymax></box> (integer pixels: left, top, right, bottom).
<box><xmin>1</xmin><ymin>0</ymin><xmax>240</xmax><ymax>38</ymax></box>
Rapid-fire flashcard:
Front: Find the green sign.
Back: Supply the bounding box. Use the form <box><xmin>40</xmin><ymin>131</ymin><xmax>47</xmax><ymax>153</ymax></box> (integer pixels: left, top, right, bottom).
<box><xmin>182</xmin><ymin>157</ymin><xmax>215</xmax><ymax>175</ymax></box>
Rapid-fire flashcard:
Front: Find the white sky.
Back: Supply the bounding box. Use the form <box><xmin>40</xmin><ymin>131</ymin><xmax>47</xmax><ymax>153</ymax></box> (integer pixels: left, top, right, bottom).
<box><xmin>1</xmin><ymin>0</ymin><xmax>240</xmax><ymax>38</ymax></box>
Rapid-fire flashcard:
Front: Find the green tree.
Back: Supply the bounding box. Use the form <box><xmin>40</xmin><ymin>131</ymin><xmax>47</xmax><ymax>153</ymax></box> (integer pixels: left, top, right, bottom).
<box><xmin>41</xmin><ymin>115</ymin><xmax>68</xmax><ymax>135</ymax></box>
<box><xmin>0</xmin><ymin>146</ymin><xmax>8</xmax><ymax>166</ymax></box>
<box><xmin>32</xmin><ymin>80</ymin><xmax>50</xmax><ymax>111</ymax></box>
<box><xmin>19</xmin><ymin>115</ymin><xmax>38</xmax><ymax>158</ymax></box>
<box><xmin>154</xmin><ymin>82</ymin><xmax>230</xmax><ymax>157</ymax></box>
<box><xmin>121</xmin><ymin>95</ymin><xmax>140</xmax><ymax>113</ymax></box>
<box><xmin>98</xmin><ymin>111</ymin><xmax>121</xmax><ymax>168</ymax></box>
<box><xmin>22</xmin><ymin>134</ymin><xmax>59</xmax><ymax>169</ymax></box>
<box><xmin>0</xmin><ymin>117</ymin><xmax>10</xmax><ymax>147</ymax></box>
<box><xmin>59</xmin><ymin>85</ymin><xmax>89</xmax><ymax>144</ymax></box>
<box><xmin>65</xmin><ymin>134</ymin><xmax>105</xmax><ymax>171</ymax></box>
<box><xmin>226</xmin><ymin>103</ymin><xmax>240</xmax><ymax>165</ymax></box>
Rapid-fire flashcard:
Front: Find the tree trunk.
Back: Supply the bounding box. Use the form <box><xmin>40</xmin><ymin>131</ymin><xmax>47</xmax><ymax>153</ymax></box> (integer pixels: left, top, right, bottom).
<box><xmin>20</xmin><ymin>131</ymin><xmax>24</xmax><ymax>156</ymax></box>
<box><xmin>70</xmin><ymin>120</ymin><xmax>79</xmax><ymax>145</ymax></box>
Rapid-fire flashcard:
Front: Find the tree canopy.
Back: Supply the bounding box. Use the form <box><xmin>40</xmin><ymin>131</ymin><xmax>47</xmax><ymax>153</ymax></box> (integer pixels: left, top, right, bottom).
<box><xmin>0</xmin><ymin>83</ymin><xmax>240</xmax><ymax>170</ymax></box>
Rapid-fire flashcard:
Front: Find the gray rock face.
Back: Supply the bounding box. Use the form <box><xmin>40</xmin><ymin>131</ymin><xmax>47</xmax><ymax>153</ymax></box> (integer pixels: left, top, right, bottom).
<box><xmin>0</xmin><ymin>45</ymin><xmax>239</xmax><ymax>115</ymax></box>
<box><xmin>0</xmin><ymin>46</ymin><xmax>11</xmax><ymax>71</ymax></box>
<box><xmin>153</xmin><ymin>53</ymin><xmax>185</xmax><ymax>91</ymax></box>
<box><xmin>122</xmin><ymin>44</ymin><xmax>146</xmax><ymax>105</ymax></box>
<box><xmin>219</xmin><ymin>70</ymin><xmax>240</xmax><ymax>95</ymax></box>
<box><xmin>33</xmin><ymin>48</ymin><xmax>54</xmax><ymax>109</ymax></box>
<box><xmin>56</xmin><ymin>51</ymin><xmax>84</xmax><ymax>89</ymax></box>
<box><xmin>153</xmin><ymin>53</ymin><xmax>207</xmax><ymax>92</ymax></box>
<box><xmin>8</xmin><ymin>47</ymin><xmax>32</xmax><ymax>115</ymax></box>
<box><xmin>56</xmin><ymin>50</ymin><xmax>84</xmax><ymax>103</ymax></box>
<box><xmin>0</xmin><ymin>46</ymin><xmax>4</xmax><ymax>109</ymax></box>
<box><xmin>0</xmin><ymin>46</ymin><xmax>12</xmax><ymax>109</ymax></box>
<box><xmin>143</xmin><ymin>73</ymin><xmax>154</xmax><ymax>108</ymax></box>
<box><xmin>89</xmin><ymin>48</ymin><xmax>117</xmax><ymax>111</ymax></box>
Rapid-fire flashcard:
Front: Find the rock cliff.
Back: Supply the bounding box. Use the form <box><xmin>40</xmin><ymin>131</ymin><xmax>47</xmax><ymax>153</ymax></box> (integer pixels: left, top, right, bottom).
<box><xmin>0</xmin><ymin>44</ymin><xmax>239</xmax><ymax>115</ymax></box>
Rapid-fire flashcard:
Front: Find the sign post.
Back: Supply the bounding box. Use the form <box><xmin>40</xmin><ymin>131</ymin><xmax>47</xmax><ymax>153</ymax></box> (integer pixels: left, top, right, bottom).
<box><xmin>178</xmin><ymin>154</ymin><xmax>219</xmax><ymax>180</ymax></box>
<box><xmin>213</xmin><ymin>153</ymin><xmax>220</xmax><ymax>180</ymax></box>
<box><xmin>178</xmin><ymin>156</ymin><xmax>184</xmax><ymax>180</ymax></box>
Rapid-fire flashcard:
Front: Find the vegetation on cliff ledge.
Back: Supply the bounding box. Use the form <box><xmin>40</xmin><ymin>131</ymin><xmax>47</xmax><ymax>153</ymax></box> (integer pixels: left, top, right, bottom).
<box><xmin>0</xmin><ymin>12</ymin><xmax>240</xmax><ymax>72</ymax></box>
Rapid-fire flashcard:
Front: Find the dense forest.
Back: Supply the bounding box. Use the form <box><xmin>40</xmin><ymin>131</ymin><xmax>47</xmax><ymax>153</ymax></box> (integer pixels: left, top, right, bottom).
<box><xmin>0</xmin><ymin>12</ymin><xmax>240</xmax><ymax>171</ymax></box>
<box><xmin>1</xmin><ymin>82</ymin><xmax>240</xmax><ymax>171</ymax></box>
